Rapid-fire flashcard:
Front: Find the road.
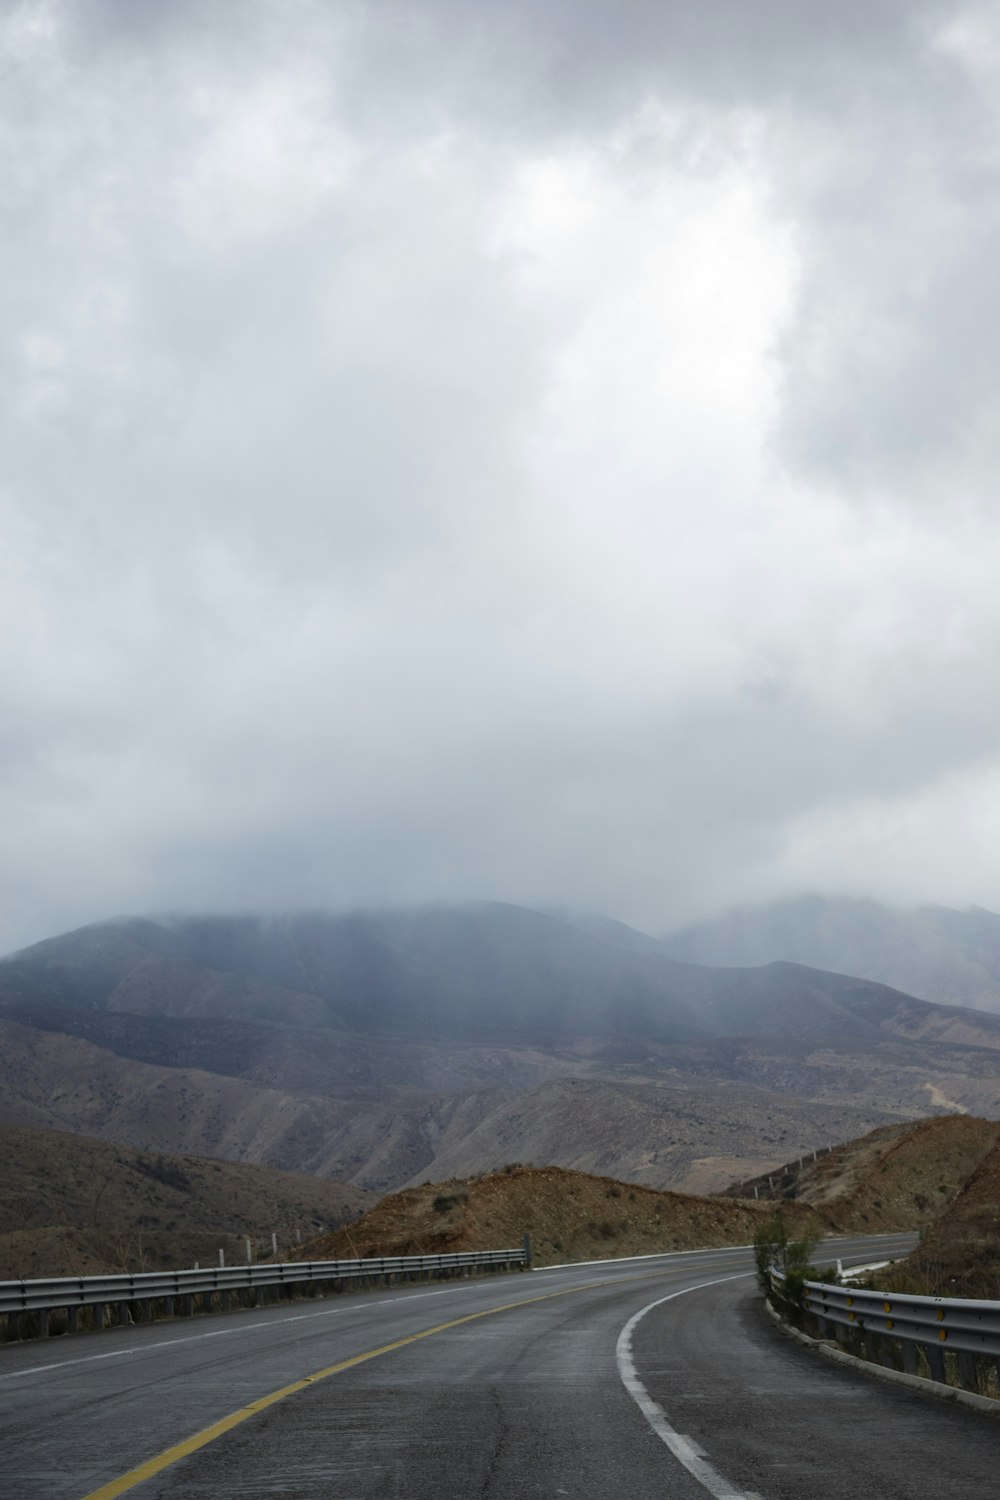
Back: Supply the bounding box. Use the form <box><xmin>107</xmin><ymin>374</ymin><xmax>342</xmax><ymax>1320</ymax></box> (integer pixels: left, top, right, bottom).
<box><xmin>1</xmin><ymin>1234</ymin><xmax>996</xmax><ymax>1499</ymax></box>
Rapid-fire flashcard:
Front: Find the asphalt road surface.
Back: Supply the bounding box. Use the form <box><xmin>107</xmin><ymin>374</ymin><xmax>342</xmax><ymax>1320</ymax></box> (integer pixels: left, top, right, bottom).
<box><xmin>2</xmin><ymin>1234</ymin><xmax>996</xmax><ymax>1499</ymax></box>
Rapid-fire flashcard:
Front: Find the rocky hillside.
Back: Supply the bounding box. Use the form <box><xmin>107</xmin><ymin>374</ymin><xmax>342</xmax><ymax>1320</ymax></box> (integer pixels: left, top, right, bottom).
<box><xmin>881</xmin><ymin>1137</ymin><xmax>1000</xmax><ymax>1298</ymax></box>
<box><xmin>0</xmin><ymin>1124</ymin><xmax>373</xmax><ymax>1279</ymax></box>
<box><xmin>395</xmin><ymin>1076</ymin><xmax>896</xmax><ymax>1197</ymax></box>
<box><xmin>723</xmin><ymin>1114</ymin><xmax>1000</xmax><ymax>1234</ymax></box>
<box><xmin>295</xmin><ymin>1163</ymin><xmax>816</xmax><ymax>1268</ymax></box>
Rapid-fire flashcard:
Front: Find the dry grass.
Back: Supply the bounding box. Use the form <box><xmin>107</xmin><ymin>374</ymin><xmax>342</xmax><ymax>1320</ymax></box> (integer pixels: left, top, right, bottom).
<box><xmin>295</xmin><ymin>1163</ymin><xmax>822</xmax><ymax>1267</ymax></box>
<box><xmin>724</xmin><ymin>1115</ymin><xmax>1000</xmax><ymax>1232</ymax></box>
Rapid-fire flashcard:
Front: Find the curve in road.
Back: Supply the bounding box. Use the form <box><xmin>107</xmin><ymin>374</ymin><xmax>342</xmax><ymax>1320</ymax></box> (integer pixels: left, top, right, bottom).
<box><xmin>5</xmin><ymin>1234</ymin><xmax>995</xmax><ymax>1500</ymax></box>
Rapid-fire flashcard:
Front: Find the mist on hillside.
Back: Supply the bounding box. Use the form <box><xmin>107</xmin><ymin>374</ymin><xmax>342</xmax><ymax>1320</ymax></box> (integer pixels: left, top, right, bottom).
<box><xmin>664</xmin><ymin>895</ymin><xmax>1000</xmax><ymax>1014</ymax></box>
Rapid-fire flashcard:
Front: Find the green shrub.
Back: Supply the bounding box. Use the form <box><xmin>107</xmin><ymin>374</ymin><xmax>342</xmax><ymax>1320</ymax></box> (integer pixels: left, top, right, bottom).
<box><xmin>752</xmin><ymin>1210</ymin><xmax>820</xmax><ymax>1295</ymax></box>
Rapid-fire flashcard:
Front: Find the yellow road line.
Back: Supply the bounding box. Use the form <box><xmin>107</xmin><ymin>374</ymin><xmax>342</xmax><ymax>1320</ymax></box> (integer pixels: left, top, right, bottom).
<box><xmin>79</xmin><ymin>1267</ymin><xmax>690</xmax><ymax>1499</ymax></box>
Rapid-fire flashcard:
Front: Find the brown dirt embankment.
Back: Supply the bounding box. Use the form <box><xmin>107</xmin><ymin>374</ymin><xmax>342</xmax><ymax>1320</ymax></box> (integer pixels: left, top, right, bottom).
<box><xmin>295</xmin><ymin>1163</ymin><xmax>820</xmax><ymax>1267</ymax></box>
<box><xmin>882</xmin><ymin>1137</ymin><xmax>1000</xmax><ymax>1298</ymax></box>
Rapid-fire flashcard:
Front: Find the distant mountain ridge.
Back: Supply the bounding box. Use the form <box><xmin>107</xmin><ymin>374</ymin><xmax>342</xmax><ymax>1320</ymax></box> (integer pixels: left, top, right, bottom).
<box><xmin>662</xmin><ymin>895</ymin><xmax>1000</xmax><ymax>1014</ymax></box>
<box><xmin>2</xmin><ymin>902</ymin><xmax>1000</xmax><ymax>1193</ymax></box>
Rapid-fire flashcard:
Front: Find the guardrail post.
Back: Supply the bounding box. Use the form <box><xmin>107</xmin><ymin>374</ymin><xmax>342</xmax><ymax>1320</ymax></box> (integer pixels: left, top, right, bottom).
<box><xmin>117</xmin><ymin>1302</ymin><xmax>130</xmax><ymax>1327</ymax></box>
<box><xmin>67</xmin><ymin>1306</ymin><xmax>78</xmax><ymax>1336</ymax></box>
<box><xmin>957</xmin><ymin>1351</ymin><xmax>978</xmax><ymax>1391</ymax></box>
<box><xmin>522</xmin><ymin>1233</ymin><xmax>533</xmax><ymax>1269</ymax></box>
<box><xmin>925</xmin><ymin>1342</ymin><xmax>946</xmax><ymax>1383</ymax></box>
<box><xmin>38</xmin><ymin>1309</ymin><xmax>49</xmax><ymax>1339</ymax></box>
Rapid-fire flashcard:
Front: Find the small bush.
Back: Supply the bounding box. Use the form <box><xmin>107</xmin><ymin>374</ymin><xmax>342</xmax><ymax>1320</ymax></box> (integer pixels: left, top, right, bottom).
<box><xmin>135</xmin><ymin>1156</ymin><xmax>191</xmax><ymax>1192</ymax></box>
<box><xmin>752</xmin><ymin>1211</ymin><xmax>820</xmax><ymax>1296</ymax></box>
<box><xmin>432</xmin><ymin>1191</ymin><xmax>469</xmax><ymax>1214</ymax></box>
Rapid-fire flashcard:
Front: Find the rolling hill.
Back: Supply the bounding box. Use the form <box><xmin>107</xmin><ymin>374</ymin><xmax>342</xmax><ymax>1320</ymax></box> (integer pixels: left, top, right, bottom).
<box><xmin>293</xmin><ymin>1163</ymin><xmax>801</xmax><ymax>1268</ymax></box>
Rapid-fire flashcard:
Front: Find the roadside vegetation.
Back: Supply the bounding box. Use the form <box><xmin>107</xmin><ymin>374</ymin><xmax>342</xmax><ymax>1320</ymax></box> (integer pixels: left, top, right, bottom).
<box><xmin>752</xmin><ymin>1210</ymin><xmax>833</xmax><ymax>1321</ymax></box>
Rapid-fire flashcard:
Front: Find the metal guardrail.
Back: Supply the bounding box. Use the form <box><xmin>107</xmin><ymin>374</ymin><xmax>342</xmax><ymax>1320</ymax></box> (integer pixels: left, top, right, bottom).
<box><xmin>0</xmin><ymin>1246</ymin><xmax>529</xmax><ymax>1340</ymax></box>
<box><xmin>771</xmin><ymin>1269</ymin><xmax>1000</xmax><ymax>1390</ymax></box>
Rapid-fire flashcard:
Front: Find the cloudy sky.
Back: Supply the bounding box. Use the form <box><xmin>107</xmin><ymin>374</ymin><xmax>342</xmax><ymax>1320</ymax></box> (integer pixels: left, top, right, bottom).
<box><xmin>3</xmin><ymin>0</ymin><xmax>1000</xmax><ymax>952</ymax></box>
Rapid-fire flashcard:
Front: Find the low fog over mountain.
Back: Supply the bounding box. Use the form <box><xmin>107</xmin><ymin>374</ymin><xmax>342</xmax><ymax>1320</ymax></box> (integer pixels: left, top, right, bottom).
<box><xmin>664</xmin><ymin>897</ymin><xmax>1000</xmax><ymax>1015</ymax></box>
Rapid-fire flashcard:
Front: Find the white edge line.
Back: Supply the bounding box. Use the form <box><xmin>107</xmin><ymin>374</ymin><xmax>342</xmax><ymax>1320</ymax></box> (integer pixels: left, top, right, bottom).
<box><xmin>616</xmin><ymin>1272</ymin><xmax>753</xmax><ymax>1500</ymax></box>
<box><xmin>537</xmin><ymin>1246</ymin><xmax>753</xmax><ymax>1272</ymax></box>
<box><xmin>538</xmin><ymin>1231</ymin><xmax>911</xmax><ymax>1273</ymax></box>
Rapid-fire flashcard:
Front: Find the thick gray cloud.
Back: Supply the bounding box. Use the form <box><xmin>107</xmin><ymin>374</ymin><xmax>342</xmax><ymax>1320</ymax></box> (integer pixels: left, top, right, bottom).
<box><xmin>3</xmin><ymin>0</ymin><xmax>1000</xmax><ymax>952</ymax></box>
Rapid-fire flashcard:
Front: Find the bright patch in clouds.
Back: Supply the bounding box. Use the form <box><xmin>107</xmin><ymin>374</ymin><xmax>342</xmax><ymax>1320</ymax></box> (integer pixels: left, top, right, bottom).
<box><xmin>2</xmin><ymin>0</ymin><xmax>1000</xmax><ymax>949</ymax></box>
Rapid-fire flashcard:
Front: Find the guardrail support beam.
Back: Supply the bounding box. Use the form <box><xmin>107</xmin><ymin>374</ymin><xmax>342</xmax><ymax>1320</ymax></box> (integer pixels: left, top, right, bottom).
<box><xmin>958</xmin><ymin>1351</ymin><xmax>978</xmax><ymax>1391</ymax></box>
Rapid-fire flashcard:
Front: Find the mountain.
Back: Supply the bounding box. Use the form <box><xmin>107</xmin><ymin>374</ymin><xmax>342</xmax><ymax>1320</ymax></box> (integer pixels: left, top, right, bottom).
<box><xmin>2</xmin><ymin>902</ymin><xmax>1000</xmax><ymax>1192</ymax></box>
<box><xmin>12</xmin><ymin>902</ymin><xmax>1000</xmax><ymax>1052</ymax></box>
<box><xmin>663</xmin><ymin>895</ymin><xmax>1000</xmax><ymax>1014</ymax></box>
<box><xmin>0</xmin><ymin>1123</ymin><xmax>373</xmax><ymax>1279</ymax></box>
